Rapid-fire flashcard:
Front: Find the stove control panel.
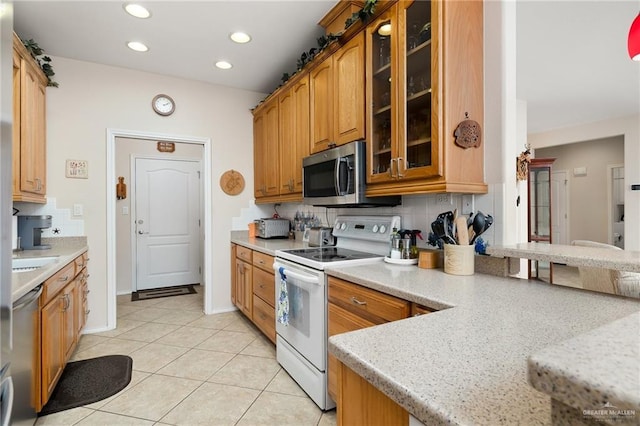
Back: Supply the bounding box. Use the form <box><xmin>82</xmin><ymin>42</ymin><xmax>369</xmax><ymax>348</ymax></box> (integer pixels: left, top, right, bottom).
<box><xmin>332</xmin><ymin>215</ymin><xmax>401</xmax><ymax>243</ymax></box>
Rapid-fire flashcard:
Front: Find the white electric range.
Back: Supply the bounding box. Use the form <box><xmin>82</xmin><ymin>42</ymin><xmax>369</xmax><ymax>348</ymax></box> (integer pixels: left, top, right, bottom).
<box><xmin>273</xmin><ymin>215</ymin><xmax>401</xmax><ymax>410</ymax></box>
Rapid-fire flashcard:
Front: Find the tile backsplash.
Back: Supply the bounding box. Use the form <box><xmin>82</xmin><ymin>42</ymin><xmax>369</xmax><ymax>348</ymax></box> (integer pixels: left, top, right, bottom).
<box><xmin>233</xmin><ymin>188</ymin><xmax>501</xmax><ymax>247</ymax></box>
<box><xmin>13</xmin><ymin>197</ymin><xmax>85</xmax><ymax>237</ymax></box>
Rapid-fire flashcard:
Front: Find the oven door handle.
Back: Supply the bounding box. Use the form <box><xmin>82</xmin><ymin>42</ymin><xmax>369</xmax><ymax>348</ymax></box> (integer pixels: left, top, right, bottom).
<box><xmin>273</xmin><ymin>264</ymin><xmax>321</xmax><ymax>285</ymax></box>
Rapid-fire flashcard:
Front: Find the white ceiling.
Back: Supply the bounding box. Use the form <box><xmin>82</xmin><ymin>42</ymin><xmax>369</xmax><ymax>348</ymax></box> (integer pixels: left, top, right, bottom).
<box><xmin>517</xmin><ymin>0</ymin><xmax>640</xmax><ymax>133</ymax></box>
<box><xmin>12</xmin><ymin>1</ymin><xmax>640</xmax><ymax>134</ymax></box>
<box><xmin>13</xmin><ymin>0</ymin><xmax>336</xmax><ymax>94</ymax></box>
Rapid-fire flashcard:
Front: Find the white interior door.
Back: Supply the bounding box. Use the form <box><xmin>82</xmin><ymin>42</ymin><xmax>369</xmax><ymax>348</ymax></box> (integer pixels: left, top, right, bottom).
<box><xmin>551</xmin><ymin>171</ymin><xmax>568</xmax><ymax>245</ymax></box>
<box><xmin>135</xmin><ymin>158</ymin><xmax>201</xmax><ymax>291</ymax></box>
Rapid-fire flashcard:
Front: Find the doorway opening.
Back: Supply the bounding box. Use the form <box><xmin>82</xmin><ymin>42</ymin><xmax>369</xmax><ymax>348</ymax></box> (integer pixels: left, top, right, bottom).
<box><xmin>106</xmin><ymin>129</ymin><xmax>212</xmax><ymax>331</ymax></box>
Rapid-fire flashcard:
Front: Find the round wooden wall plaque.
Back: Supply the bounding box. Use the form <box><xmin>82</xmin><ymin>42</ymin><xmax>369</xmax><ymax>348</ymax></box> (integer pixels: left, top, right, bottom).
<box><xmin>220</xmin><ymin>170</ymin><xmax>245</xmax><ymax>195</ymax></box>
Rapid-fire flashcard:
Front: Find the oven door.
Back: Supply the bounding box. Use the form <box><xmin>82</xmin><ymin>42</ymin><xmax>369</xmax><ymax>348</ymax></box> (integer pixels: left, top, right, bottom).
<box><xmin>273</xmin><ymin>258</ymin><xmax>326</xmax><ymax>371</ymax></box>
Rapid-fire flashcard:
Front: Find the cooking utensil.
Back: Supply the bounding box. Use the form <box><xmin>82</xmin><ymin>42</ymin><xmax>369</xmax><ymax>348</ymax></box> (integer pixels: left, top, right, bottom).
<box><xmin>470</xmin><ymin>212</ymin><xmax>493</xmax><ymax>244</ymax></box>
<box><xmin>455</xmin><ymin>216</ymin><xmax>470</xmax><ymax>245</ymax></box>
<box><xmin>431</xmin><ymin>218</ymin><xmax>456</xmax><ymax>245</ymax></box>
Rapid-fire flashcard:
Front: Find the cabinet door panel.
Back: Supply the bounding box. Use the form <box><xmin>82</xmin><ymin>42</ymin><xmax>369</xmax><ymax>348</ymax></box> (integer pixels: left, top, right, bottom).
<box><xmin>292</xmin><ymin>75</ymin><xmax>310</xmax><ymax>192</ymax></box>
<box><xmin>279</xmin><ymin>89</ymin><xmax>296</xmax><ymax>194</ymax></box>
<box><xmin>328</xmin><ymin>302</ymin><xmax>377</xmax><ymax>400</ymax></box>
<box><xmin>20</xmin><ymin>58</ymin><xmax>46</xmax><ymax>195</ymax></box>
<box><xmin>41</xmin><ymin>297</ymin><xmax>64</xmax><ymax>402</ymax></box>
<box><xmin>310</xmin><ymin>58</ymin><xmax>333</xmax><ymax>153</ymax></box>
<box><xmin>253</xmin><ymin>112</ymin><xmax>266</xmax><ymax>198</ymax></box>
<box><xmin>333</xmin><ymin>32</ymin><xmax>365</xmax><ymax>146</ymax></box>
<box><xmin>263</xmin><ymin>102</ymin><xmax>280</xmax><ymax>196</ymax></box>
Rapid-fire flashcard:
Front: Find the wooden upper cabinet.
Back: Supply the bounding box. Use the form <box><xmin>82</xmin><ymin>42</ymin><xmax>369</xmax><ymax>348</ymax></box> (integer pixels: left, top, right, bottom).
<box><xmin>292</xmin><ymin>75</ymin><xmax>310</xmax><ymax>193</ymax></box>
<box><xmin>278</xmin><ymin>74</ymin><xmax>309</xmax><ymax>198</ymax></box>
<box><xmin>333</xmin><ymin>32</ymin><xmax>365</xmax><ymax>146</ymax></box>
<box><xmin>253</xmin><ymin>110</ymin><xmax>266</xmax><ymax>199</ymax></box>
<box><xmin>366</xmin><ymin>0</ymin><xmax>487</xmax><ymax>196</ymax></box>
<box><xmin>311</xmin><ymin>32</ymin><xmax>366</xmax><ymax>154</ymax></box>
<box><xmin>310</xmin><ymin>57</ymin><xmax>334</xmax><ymax>153</ymax></box>
<box><xmin>13</xmin><ymin>33</ymin><xmax>47</xmax><ymax>203</ymax></box>
<box><xmin>253</xmin><ymin>98</ymin><xmax>280</xmax><ymax>199</ymax></box>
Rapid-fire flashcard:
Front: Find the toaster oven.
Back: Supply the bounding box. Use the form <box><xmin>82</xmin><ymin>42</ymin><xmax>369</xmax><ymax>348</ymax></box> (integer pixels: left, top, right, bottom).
<box><xmin>255</xmin><ymin>218</ymin><xmax>290</xmax><ymax>239</ymax></box>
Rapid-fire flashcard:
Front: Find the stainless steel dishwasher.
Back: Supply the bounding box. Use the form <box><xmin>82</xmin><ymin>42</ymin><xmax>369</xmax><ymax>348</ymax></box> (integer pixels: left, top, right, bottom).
<box><xmin>11</xmin><ymin>284</ymin><xmax>42</xmax><ymax>426</ymax></box>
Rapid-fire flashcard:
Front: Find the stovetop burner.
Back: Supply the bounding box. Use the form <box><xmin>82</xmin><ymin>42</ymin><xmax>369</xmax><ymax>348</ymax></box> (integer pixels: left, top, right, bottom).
<box><xmin>282</xmin><ymin>247</ymin><xmax>381</xmax><ymax>263</ymax></box>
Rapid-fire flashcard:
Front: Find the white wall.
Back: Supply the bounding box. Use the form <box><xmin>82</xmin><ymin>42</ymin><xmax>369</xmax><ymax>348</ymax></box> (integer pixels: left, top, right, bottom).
<box><xmin>535</xmin><ymin>136</ymin><xmax>624</xmax><ymax>244</ymax></box>
<box><xmin>528</xmin><ymin>115</ymin><xmax>640</xmax><ymax>250</ymax></box>
<box><xmin>46</xmin><ymin>56</ymin><xmax>264</xmax><ymax>332</ymax></box>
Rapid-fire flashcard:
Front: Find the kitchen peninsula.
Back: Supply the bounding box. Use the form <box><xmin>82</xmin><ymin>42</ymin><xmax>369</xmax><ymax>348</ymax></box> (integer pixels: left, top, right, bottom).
<box><xmin>326</xmin><ymin>262</ymin><xmax>640</xmax><ymax>425</ymax></box>
<box><xmin>486</xmin><ymin>243</ymin><xmax>640</xmax><ymax>273</ymax></box>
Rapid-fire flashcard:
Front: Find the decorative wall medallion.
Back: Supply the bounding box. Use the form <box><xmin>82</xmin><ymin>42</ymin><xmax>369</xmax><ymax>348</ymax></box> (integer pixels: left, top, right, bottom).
<box><xmin>454</xmin><ymin>114</ymin><xmax>482</xmax><ymax>149</ymax></box>
<box><xmin>219</xmin><ymin>170</ymin><xmax>245</xmax><ymax>196</ymax></box>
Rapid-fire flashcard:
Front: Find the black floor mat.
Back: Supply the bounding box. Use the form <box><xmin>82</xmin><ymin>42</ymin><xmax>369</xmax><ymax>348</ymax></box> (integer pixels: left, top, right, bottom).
<box><xmin>39</xmin><ymin>355</ymin><xmax>133</xmax><ymax>416</ymax></box>
<box><xmin>131</xmin><ymin>284</ymin><xmax>197</xmax><ymax>301</ymax></box>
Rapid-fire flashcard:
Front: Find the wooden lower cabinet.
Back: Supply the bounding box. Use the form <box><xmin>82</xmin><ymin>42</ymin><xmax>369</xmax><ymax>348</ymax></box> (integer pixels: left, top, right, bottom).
<box><xmin>38</xmin><ymin>251</ymin><xmax>89</xmax><ymax>411</ymax></box>
<box><xmin>336</xmin><ymin>361</ymin><xmax>409</xmax><ymax>426</ymax></box>
<box><xmin>235</xmin><ymin>258</ymin><xmax>253</xmax><ymax>317</ymax></box>
<box><xmin>252</xmin><ymin>294</ymin><xmax>276</xmax><ymax>343</ymax></box>
<box><xmin>40</xmin><ymin>292</ymin><xmax>66</xmax><ymax>403</ymax></box>
<box><xmin>230</xmin><ymin>244</ymin><xmax>276</xmax><ymax>344</ymax></box>
<box><xmin>327</xmin><ymin>276</ymin><xmax>410</xmax><ymax>400</ymax></box>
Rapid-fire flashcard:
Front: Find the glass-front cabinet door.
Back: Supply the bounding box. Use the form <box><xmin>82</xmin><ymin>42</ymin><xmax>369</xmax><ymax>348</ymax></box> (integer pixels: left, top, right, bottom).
<box><xmin>368</xmin><ymin>9</ymin><xmax>395</xmax><ymax>178</ymax></box>
<box><xmin>367</xmin><ymin>0</ymin><xmax>435</xmax><ymax>184</ymax></box>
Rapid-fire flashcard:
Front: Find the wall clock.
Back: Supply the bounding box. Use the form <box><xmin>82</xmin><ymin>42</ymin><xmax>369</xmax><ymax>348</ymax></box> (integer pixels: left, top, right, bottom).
<box><xmin>152</xmin><ymin>94</ymin><xmax>175</xmax><ymax>116</ymax></box>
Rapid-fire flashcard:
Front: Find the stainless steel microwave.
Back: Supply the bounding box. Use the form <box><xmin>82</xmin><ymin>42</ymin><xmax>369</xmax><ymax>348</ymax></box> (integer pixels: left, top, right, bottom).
<box><xmin>302</xmin><ymin>141</ymin><xmax>400</xmax><ymax>207</ymax></box>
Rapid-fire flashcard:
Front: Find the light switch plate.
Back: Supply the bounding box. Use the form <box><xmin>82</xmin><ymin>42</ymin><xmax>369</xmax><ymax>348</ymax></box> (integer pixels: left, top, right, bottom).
<box><xmin>73</xmin><ymin>204</ymin><xmax>83</xmax><ymax>216</ymax></box>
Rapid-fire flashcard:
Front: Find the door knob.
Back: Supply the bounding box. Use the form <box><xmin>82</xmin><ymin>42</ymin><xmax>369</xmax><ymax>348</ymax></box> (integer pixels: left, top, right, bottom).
<box><xmin>138</xmin><ymin>230</ymin><xmax>144</xmax><ymax>234</ymax></box>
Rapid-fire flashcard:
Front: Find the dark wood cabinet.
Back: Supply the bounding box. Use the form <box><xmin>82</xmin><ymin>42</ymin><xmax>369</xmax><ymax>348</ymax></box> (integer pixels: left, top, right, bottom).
<box><xmin>528</xmin><ymin>158</ymin><xmax>555</xmax><ymax>282</ymax></box>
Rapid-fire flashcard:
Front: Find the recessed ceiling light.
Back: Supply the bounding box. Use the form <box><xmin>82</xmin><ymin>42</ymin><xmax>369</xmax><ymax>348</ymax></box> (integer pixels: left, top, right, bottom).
<box><xmin>215</xmin><ymin>61</ymin><xmax>233</xmax><ymax>70</ymax></box>
<box><xmin>127</xmin><ymin>41</ymin><xmax>149</xmax><ymax>52</ymax></box>
<box><xmin>124</xmin><ymin>3</ymin><xmax>151</xmax><ymax>19</ymax></box>
<box><xmin>230</xmin><ymin>32</ymin><xmax>251</xmax><ymax>44</ymax></box>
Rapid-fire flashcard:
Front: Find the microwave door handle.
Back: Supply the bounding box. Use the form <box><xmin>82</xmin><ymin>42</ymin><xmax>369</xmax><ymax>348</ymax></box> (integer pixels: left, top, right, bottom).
<box><xmin>334</xmin><ymin>157</ymin><xmax>349</xmax><ymax>196</ymax></box>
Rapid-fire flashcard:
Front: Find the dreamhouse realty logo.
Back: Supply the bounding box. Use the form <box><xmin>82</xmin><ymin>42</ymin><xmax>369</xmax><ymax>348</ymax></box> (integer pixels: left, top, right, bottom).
<box><xmin>583</xmin><ymin>402</ymin><xmax>636</xmax><ymax>422</ymax></box>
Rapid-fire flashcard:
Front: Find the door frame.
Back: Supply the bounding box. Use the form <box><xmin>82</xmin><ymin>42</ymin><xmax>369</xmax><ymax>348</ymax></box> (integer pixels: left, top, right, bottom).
<box><xmin>106</xmin><ymin>129</ymin><xmax>212</xmax><ymax>330</ymax></box>
<box><xmin>607</xmin><ymin>163</ymin><xmax>624</xmax><ymax>246</ymax></box>
<box><xmin>550</xmin><ymin>170</ymin><xmax>569</xmax><ymax>245</ymax></box>
<box><xmin>130</xmin><ymin>155</ymin><xmax>203</xmax><ymax>292</ymax></box>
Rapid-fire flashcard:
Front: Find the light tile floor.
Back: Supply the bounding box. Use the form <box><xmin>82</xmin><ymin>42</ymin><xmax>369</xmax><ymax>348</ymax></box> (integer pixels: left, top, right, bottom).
<box><xmin>36</xmin><ymin>287</ymin><xmax>336</xmax><ymax>426</ymax></box>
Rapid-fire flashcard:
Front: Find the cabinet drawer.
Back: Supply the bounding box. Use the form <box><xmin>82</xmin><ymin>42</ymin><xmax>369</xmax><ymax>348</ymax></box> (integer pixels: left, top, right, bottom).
<box><xmin>74</xmin><ymin>252</ymin><xmax>88</xmax><ymax>275</ymax></box>
<box><xmin>253</xmin><ymin>267</ymin><xmax>275</xmax><ymax>308</ymax></box>
<box><xmin>236</xmin><ymin>245</ymin><xmax>252</xmax><ymax>262</ymax></box>
<box><xmin>252</xmin><ymin>251</ymin><xmax>274</xmax><ymax>273</ymax></box>
<box><xmin>411</xmin><ymin>303</ymin><xmax>435</xmax><ymax>317</ymax></box>
<box><xmin>42</xmin><ymin>261</ymin><xmax>75</xmax><ymax>306</ymax></box>
<box><xmin>252</xmin><ymin>294</ymin><xmax>276</xmax><ymax>344</ymax></box>
<box><xmin>328</xmin><ymin>277</ymin><xmax>409</xmax><ymax>323</ymax></box>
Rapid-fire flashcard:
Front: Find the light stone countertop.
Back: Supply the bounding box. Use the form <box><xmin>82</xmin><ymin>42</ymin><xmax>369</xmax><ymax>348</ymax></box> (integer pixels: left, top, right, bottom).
<box><xmin>326</xmin><ymin>262</ymin><xmax>640</xmax><ymax>425</ymax></box>
<box><xmin>12</xmin><ymin>237</ymin><xmax>88</xmax><ymax>302</ymax></box>
<box><xmin>528</xmin><ymin>312</ymin><xmax>640</xmax><ymax>422</ymax></box>
<box><xmin>486</xmin><ymin>242</ymin><xmax>640</xmax><ymax>272</ymax></box>
<box><xmin>230</xmin><ymin>230</ymin><xmax>307</xmax><ymax>256</ymax></box>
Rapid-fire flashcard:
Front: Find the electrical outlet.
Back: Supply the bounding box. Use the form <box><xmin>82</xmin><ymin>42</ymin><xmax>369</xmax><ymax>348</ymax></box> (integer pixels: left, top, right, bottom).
<box><xmin>462</xmin><ymin>195</ymin><xmax>474</xmax><ymax>215</ymax></box>
<box><xmin>73</xmin><ymin>203</ymin><xmax>83</xmax><ymax>216</ymax></box>
<box><xmin>436</xmin><ymin>193</ymin><xmax>451</xmax><ymax>205</ymax></box>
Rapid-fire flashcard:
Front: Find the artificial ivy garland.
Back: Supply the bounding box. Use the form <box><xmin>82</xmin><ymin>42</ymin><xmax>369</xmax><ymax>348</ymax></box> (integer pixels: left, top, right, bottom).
<box><xmin>274</xmin><ymin>0</ymin><xmax>378</xmax><ymax>97</ymax></box>
<box><xmin>21</xmin><ymin>38</ymin><xmax>58</xmax><ymax>87</ymax></box>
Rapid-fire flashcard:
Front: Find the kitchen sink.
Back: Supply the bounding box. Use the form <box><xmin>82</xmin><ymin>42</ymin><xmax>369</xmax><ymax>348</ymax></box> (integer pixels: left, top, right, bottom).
<box><xmin>12</xmin><ymin>256</ymin><xmax>59</xmax><ymax>272</ymax></box>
